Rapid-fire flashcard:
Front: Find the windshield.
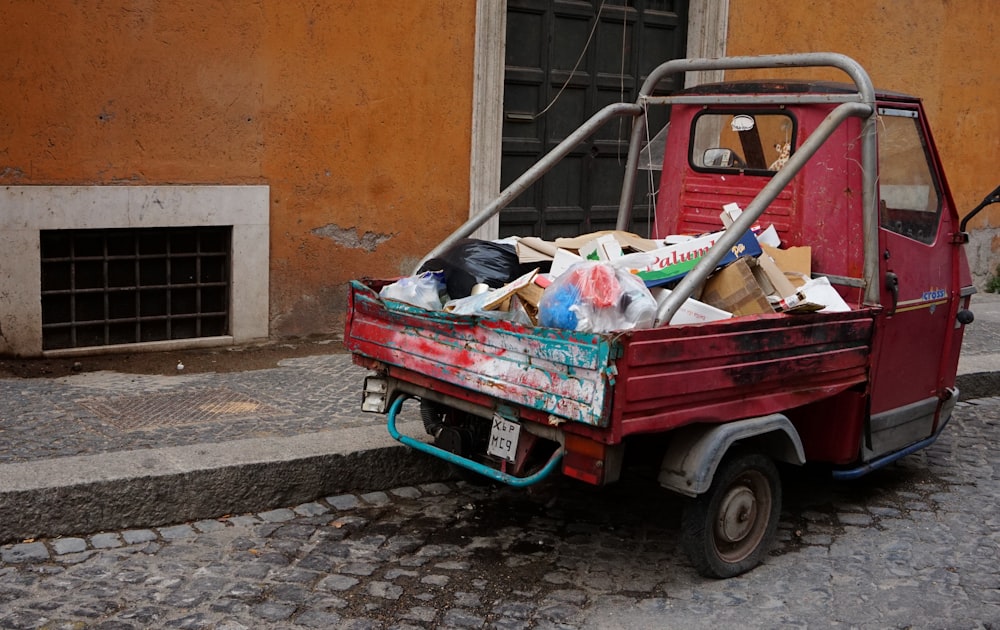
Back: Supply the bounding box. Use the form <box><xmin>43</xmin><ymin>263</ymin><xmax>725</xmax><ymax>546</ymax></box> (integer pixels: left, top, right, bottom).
<box><xmin>639</xmin><ymin>123</ymin><xmax>669</xmax><ymax>171</ymax></box>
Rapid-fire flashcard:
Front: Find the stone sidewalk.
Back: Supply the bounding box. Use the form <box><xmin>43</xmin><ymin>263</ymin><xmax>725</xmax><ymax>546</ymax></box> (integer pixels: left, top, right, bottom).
<box><xmin>0</xmin><ymin>353</ymin><xmax>453</xmax><ymax>543</ymax></box>
<box><xmin>1</xmin><ymin>292</ymin><xmax>997</xmax><ymax>543</ymax></box>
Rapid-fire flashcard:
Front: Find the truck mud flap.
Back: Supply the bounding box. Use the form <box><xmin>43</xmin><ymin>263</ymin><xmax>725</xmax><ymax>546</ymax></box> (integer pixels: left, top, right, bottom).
<box><xmin>386</xmin><ymin>396</ymin><xmax>564</xmax><ymax>488</ymax></box>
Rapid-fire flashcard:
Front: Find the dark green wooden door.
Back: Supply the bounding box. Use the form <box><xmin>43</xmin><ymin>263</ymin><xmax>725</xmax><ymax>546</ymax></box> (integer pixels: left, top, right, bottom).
<box><xmin>500</xmin><ymin>0</ymin><xmax>688</xmax><ymax>240</ymax></box>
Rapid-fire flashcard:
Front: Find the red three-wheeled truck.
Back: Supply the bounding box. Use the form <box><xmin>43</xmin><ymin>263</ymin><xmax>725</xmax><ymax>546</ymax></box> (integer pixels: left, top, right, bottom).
<box><xmin>344</xmin><ymin>54</ymin><xmax>997</xmax><ymax>577</ymax></box>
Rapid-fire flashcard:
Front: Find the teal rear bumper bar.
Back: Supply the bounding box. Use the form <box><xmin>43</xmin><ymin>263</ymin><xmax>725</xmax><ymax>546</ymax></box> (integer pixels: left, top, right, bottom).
<box><xmin>386</xmin><ymin>396</ymin><xmax>564</xmax><ymax>488</ymax></box>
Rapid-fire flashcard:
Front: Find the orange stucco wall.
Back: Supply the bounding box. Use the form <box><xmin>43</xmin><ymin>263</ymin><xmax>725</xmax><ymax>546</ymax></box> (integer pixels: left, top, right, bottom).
<box><xmin>725</xmin><ymin>0</ymin><xmax>1000</xmax><ymax>285</ymax></box>
<box><xmin>0</xmin><ymin>2</ymin><xmax>476</xmax><ymax>336</ymax></box>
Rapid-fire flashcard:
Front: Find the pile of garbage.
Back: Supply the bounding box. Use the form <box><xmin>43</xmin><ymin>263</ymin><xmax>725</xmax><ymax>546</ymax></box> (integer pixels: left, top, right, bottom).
<box><xmin>379</xmin><ymin>203</ymin><xmax>849</xmax><ymax>334</ymax></box>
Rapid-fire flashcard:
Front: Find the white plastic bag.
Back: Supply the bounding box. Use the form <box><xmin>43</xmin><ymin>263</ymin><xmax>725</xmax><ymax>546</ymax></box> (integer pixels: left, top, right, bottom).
<box><xmin>379</xmin><ymin>272</ymin><xmax>446</xmax><ymax>311</ymax></box>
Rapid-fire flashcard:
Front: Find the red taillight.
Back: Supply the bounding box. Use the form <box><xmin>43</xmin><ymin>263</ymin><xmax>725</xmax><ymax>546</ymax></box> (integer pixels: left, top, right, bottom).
<box><xmin>562</xmin><ymin>433</ymin><xmax>607</xmax><ymax>486</ymax></box>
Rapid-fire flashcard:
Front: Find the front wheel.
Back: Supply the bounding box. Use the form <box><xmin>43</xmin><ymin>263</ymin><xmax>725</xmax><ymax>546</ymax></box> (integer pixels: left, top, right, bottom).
<box><xmin>681</xmin><ymin>452</ymin><xmax>781</xmax><ymax>578</ymax></box>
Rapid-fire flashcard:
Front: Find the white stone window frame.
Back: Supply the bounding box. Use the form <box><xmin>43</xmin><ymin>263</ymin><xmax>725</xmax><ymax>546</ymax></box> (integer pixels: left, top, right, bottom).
<box><xmin>0</xmin><ymin>185</ymin><xmax>269</xmax><ymax>357</ymax></box>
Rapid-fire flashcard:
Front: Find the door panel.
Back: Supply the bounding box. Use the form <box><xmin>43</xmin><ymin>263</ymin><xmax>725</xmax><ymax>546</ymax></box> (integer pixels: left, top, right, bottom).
<box><xmin>501</xmin><ymin>0</ymin><xmax>688</xmax><ymax>240</ymax></box>
<box><xmin>868</xmin><ymin>106</ymin><xmax>954</xmax><ymax>457</ymax></box>
<box><xmin>872</xmin><ymin>234</ymin><xmax>951</xmax><ymax>413</ymax></box>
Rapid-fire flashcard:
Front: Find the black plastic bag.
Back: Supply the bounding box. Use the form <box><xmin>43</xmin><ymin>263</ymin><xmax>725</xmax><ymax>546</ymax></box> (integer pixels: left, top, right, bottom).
<box><xmin>418</xmin><ymin>239</ymin><xmax>545</xmax><ymax>299</ymax></box>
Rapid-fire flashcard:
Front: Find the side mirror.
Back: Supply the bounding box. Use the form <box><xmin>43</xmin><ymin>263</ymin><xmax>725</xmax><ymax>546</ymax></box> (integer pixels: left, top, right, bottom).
<box><xmin>959</xmin><ymin>183</ymin><xmax>1000</xmax><ymax>233</ymax></box>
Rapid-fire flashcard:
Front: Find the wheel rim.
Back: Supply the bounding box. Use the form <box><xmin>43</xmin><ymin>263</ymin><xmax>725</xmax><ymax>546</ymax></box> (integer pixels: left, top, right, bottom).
<box><xmin>713</xmin><ymin>469</ymin><xmax>771</xmax><ymax>563</ymax></box>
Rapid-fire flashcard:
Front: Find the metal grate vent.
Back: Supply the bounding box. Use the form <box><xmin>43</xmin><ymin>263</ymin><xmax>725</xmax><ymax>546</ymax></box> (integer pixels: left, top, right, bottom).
<box><xmin>40</xmin><ymin>227</ymin><xmax>231</xmax><ymax>350</ymax></box>
<box><xmin>77</xmin><ymin>387</ymin><xmax>286</xmax><ymax>431</ymax></box>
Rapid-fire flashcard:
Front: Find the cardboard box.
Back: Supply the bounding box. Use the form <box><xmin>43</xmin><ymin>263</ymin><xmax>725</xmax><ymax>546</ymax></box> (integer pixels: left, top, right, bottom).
<box><xmin>548</xmin><ymin>248</ymin><xmax>583</xmax><ymax>278</ymax></box>
<box><xmin>612</xmin><ymin>229</ymin><xmax>763</xmax><ymax>287</ymax></box>
<box><xmin>516</xmin><ymin>237</ymin><xmax>560</xmax><ymax>263</ymax></box>
<box><xmin>761</xmin><ymin>245</ymin><xmax>811</xmax><ymax>290</ymax></box>
<box><xmin>799</xmin><ymin>276</ymin><xmax>852</xmax><ymax>312</ymax></box>
<box><xmin>761</xmin><ymin>244</ymin><xmax>811</xmax><ymax>278</ymax></box>
<box><xmin>445</xmin><ymin>269</ymin><xmax>538</xmax><ymax>315</ymax></box>
<box><xmin>720</xmin><ymin>203</ymin><xmax>744</xmax><ymax>227</ymax></box>
<box><xmin>649</xmin><ymin>287</ymin><xmax>732</xmax><ymax>325</ymax></box>
<box><xmin>515</xmin><ymin>279</ymin><xmax>544</xmax><ymax>305</ymax></box>
<box><xmin>756</xmin><ymin>225</ymin><xmax>782</xmax><ymax>247</ymax></box>
<box><xmin>701</xmin><ymin>258</ymin><xmax>774</xmax><ymax>317</ymax></box>
<box><xmin>554</xmin><ymin>230</ymin><xmax>663</xmax><ymax>253</ymax></box>
<box><xmin>748</xmin><ymin>253</ymin><xmax>825</xmax><ymax>313</ymax></box>
<box><xmin>749</xmin><ymin>252</ymin><xmax>799</xmax><ymax>300</ymax></box>
<box><xmin>579</xmin><ymin>234</ymin><xmax>624</xmax><ymax>261</ymax></box>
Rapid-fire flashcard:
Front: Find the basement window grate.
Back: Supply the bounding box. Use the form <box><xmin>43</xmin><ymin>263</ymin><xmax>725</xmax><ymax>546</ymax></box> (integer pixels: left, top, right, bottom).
<box><xmin>40</xmin><ymin>227</ymin><xmax>231</xmax><ymax>350</ymax></box>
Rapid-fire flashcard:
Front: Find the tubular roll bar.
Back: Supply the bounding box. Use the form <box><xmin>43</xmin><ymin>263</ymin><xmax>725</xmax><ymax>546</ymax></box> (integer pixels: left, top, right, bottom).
<box><xmin>647</xmin><ymin>101</ymin><xmax>871</xmax><ymax>324</ymax></box>
<box><xmin>416</xmin><ymin>53</ymin><xmax>880</xmax><ymax>322</ymax></box>
<box><xmin>413</xmin><ymin>102</ymin><xmax>643</xmax><ymax>272</ymax></box>
<box><xmin>618</xmin><ymin>53</ymin><xmax>877</xmax><ymax>323</ymax></box>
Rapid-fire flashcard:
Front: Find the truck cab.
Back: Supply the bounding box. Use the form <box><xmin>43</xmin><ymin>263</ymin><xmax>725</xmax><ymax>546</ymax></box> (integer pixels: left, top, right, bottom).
<box><xmin>654</xmin><ymin>79</ymin><xmax>973</xmax><ymax>468</ymax></box>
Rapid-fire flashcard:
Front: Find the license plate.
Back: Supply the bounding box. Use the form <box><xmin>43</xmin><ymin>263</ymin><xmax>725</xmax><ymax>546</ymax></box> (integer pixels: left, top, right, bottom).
<box><xmin>487</xmin><ymin>415</ymin><xmax>520</xmax><ymax>462</ymax></box>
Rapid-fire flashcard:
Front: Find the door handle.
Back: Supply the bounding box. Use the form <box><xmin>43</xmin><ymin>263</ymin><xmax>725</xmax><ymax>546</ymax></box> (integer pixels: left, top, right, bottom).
<box><xmin>885</xmin><ymin>272</ymin><xmax>899</xmax><ymax>316</ymax></box>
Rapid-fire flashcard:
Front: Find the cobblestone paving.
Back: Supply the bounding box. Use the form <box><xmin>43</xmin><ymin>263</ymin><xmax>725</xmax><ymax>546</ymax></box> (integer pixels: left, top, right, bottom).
<box><xmin>0</xmin><ymin>355</ymin><xmax>381</xmax><ymax>464</ymax></box>
<box><xmin>1</xmin><ymin>397</ymin><xmax>998</xmax><ymax>629</ymax></box>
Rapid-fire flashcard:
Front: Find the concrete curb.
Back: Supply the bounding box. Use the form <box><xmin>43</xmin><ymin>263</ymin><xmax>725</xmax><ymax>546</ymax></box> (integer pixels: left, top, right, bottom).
<box><xmin>0</xmin><ymin>422</ymin><xmax>453</xmax><ymax>543</ymax></box>
<box><xmin>956</xmin><ymin>371</ymin><xmax>1000</xmax><ymax>402</ymax></box>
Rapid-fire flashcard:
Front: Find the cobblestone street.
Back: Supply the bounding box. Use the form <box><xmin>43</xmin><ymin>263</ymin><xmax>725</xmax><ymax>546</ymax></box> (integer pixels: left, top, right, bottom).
<box><xmin>2</xmin><ymin>397</ymin><xmax>998</xmax><ymax>629</ymax></box>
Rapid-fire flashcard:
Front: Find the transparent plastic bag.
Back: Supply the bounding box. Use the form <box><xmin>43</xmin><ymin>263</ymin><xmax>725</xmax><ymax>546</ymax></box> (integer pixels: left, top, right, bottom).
<box><xmin>379</xmin><ymin>271</ymin><xmax>446</xmax><ymax>311</ymax></box>
<box><xmin>538</xmin><ymin>261</ymin><xmax>656</xmax><ymax>333</ymax></box>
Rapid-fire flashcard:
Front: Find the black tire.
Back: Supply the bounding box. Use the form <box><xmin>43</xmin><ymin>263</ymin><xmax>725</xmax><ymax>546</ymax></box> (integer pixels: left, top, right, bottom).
<box><xmin>681</xmin><ymin>452</ymin><xmax>781</xmax><ymax>579</ymax></box>
<box><xmin>427</xmin><ymin>407</ymin><xmax>494</xmax><ymax>487</ymax></box>
<box><xmin>437</xmin><ymin>428</ymin><xmax>494</xmax><ymax>487</ymax></box>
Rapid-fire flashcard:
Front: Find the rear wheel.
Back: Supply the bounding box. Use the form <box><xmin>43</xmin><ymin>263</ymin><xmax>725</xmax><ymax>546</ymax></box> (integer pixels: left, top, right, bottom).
<box><xmin>681</xmin><ymin>452</ymin><xmax>781</xmax><ymax>578</ymax></box>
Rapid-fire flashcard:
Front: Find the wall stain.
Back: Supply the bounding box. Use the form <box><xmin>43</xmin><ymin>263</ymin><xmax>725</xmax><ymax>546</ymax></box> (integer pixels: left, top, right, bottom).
<box><xmin>312</xmin><ymin>224</ymin><xmax>393</xmax><ymax>252</ymax></box>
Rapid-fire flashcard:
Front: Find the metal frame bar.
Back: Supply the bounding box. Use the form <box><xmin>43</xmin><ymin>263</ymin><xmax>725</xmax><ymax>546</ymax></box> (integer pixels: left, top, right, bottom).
<box><xmin>640</xmin><ymin>93</ymin><xmax>861</xmax><ymax>106</ymax></box>
<box><xmin>416</xmin><ymin>53</ymin><xmax>880</xmax><ymax>317</ymax></box>
<box><xmin>412</xmin><ymin>102</ymin><xmax>643</xmax><ymax>273</ymax></box>
<box><xmin>617</xmin><ymin>53</ymin><xmax>878</xmax><ymax>321</ymax></box>
<box><xmin>618</xmin><ymin>53</ymin><xmax>875</xmax><ymax>219</ymax></box>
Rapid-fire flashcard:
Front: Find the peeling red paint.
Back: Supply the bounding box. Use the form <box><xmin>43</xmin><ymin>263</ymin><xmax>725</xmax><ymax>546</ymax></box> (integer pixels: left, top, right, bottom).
<box><xmin>345</xmin><ymin>280</ymin><xmax>879</xmax><ymax>435</ymax></box>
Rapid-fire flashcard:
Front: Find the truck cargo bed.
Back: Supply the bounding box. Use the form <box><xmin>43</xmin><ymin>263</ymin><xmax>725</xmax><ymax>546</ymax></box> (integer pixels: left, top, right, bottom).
<box><xmin>347</xmin><ymin>279</ymin><xmax>617</xmax><ymax>426</ymax></box>
<box><xmin>346</xmin><ymin>279</ymin><xmax>876</xmax><ymax>436</ymax></box>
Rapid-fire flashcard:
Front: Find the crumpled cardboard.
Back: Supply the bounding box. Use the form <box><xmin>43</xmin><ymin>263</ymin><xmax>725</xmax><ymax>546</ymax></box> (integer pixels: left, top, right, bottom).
<box><xmin>701</xmin><ymin>258</ymin><xmax>774</xmax><ymax>317</ymax></box>
<box><xmin>516</xmin><ymin>231</ymin><xmax>664</xmax><ymax>266</ymax></box>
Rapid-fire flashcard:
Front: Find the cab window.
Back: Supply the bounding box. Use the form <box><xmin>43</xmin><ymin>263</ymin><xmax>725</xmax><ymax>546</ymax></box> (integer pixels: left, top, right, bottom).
<box><xmin>690</xmin><ymin>112</ymin><xmax>796</xmax><ymax>174</ymax></box>
<box><xmin>877</xmin><ymin>108</ymin><xmax>941</xmax><ymax>244</ymax></box>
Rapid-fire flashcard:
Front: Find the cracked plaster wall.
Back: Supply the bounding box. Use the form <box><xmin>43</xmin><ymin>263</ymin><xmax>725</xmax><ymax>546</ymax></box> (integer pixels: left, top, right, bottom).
<box><xmin>0</xmin><ymin>2</ymin><xmax>476</xmax><ymax>341</ymax></box>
